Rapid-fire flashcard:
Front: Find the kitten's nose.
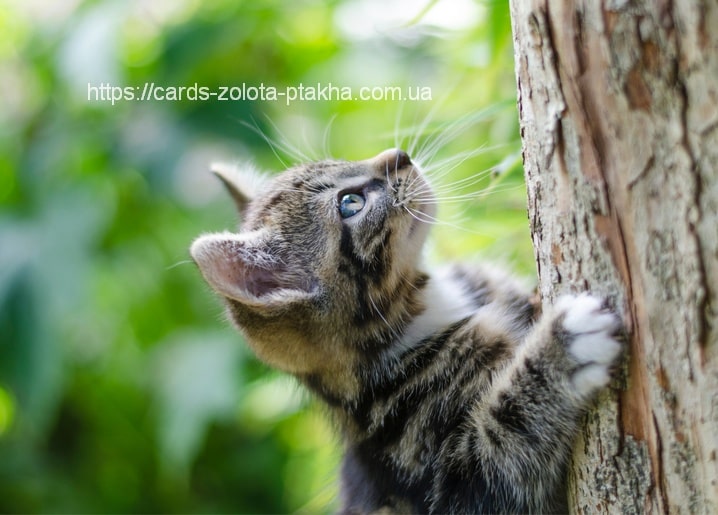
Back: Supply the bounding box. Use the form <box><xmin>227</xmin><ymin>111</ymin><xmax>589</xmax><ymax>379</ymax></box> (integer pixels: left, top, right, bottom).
<box><xmin>371</xmin><ymin>148</ymin><xmax>413</xmax><ymax>173</ymax></box>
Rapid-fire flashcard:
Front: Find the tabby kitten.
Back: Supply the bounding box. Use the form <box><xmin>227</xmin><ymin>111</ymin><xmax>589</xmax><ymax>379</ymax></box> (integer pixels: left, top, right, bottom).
<box><xmin>190</xmin><ymin>148</ymin><xmax>623</xmax><ymax>514</ymax></box>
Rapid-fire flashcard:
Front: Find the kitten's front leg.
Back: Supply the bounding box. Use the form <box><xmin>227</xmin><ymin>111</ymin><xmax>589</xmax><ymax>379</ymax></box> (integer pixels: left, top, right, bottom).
<box><xmin>438</xmin><ymin>294</ymin><xmax>624</xmax><ymax>513</ymax></box>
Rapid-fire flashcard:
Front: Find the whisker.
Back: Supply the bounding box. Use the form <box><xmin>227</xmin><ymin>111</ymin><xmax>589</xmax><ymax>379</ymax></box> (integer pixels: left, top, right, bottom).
<box><xmin>426</xmin><ymin>170</ymin><xmax>495</xmax><ymax>193</ymax></box>
<box><xmin>262</xmin><ymin>116</ymin><xmax>316</xmax><ymax>163</ymax></box>
<box><xmin>404</xmin><ymin>167</ymin><xmax>496</xmax><ymax>204</ymax></box>
<box><xmin>412</xmin><ymin>105</ymin><xmax>508</xmax><ymax>164</ymax></box>
<box><xmin>393</xmin><ymin>101</ymin><xmax>407</xmax><ymax>152</ymax></box>
<box><xmin>167</xmin><ymin>259</ymin><xmax>194</xmax><ymax>270</ymax></box>
<box><xmin>406</xmin><ymin>98</ymin><xmax>448</xmax><ymax>158</ymax></box>
<box><xmin>413</xmin><ymin>181</ymin><xmax>524</xmax><ymax>203</ymax></box>
<box><xmin>403</xmin><ymin>204</ymin><xmax>501</xmax><ymax>236</ymax></box>
<box><xmin>412</xmin><ymin>190</ymin><xmax>517</xmax><ymax>205</ymax></box>
<box><xmin>241</xmin><ymin>117</ymin><xmax>289</xmax><ymax>169</ymax></box>
<box><xmin>420</xmin><ymin>145</ymin><xmax>504</xmax><ymax>181</ymax></box>
<box><xmin>322</xmin><ymin>114</ymin><xmax>337</xmax><ymax>160</ymax></box>
<box><xmin>368</xmin><ymin>292</ymin><xmax>401</xmax><ymax>341</ymax></box>
<box><xmin>403</xmin><ymin>205</ymin><xmax>443</xmax><ymax>225</ymax></box>
<box><xmin>386</xmin><ymin>162</ymin><xmax>399</xmax><ymax>193</ymax></box>
<box><xmin>241</xmin><ymin>116</ymin><xmax>315</xmax><ymax>167</ymax></box>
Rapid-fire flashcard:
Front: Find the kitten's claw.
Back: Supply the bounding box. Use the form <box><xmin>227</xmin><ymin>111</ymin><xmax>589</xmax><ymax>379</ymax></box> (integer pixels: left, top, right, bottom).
<box><xmin>555</xmin><ymin>293</ymin><xmax>623</xmax><ymax>396</ymax></box>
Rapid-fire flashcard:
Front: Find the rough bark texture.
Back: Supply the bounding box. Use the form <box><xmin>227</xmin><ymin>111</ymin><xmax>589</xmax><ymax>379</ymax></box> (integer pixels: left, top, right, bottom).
<box><xmin>509</xmin><ymin>1</ymin><xmax>718</xmax><ymax>513</ymax></box>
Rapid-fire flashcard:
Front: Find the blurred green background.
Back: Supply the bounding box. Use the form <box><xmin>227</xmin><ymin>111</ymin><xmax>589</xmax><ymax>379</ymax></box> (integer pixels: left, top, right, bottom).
<box><xmin>0</xmin><ymin>0</ymin><xmax>531</xmax><ymax>513</ymax></box>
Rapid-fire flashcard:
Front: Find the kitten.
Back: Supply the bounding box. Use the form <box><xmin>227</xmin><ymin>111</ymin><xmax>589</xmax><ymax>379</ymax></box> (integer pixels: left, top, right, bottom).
<box><xmin>190</xmin><ymin>148</ymin><xmax>623</xmax><ymax>514</ymax></box>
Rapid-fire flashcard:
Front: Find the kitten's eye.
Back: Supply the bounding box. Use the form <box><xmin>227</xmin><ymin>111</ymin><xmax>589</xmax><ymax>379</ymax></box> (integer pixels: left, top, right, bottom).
<box><xmin>339</xmin><ymin>193</ymin><xmax>366</xmax><ymax>218</ymax></box>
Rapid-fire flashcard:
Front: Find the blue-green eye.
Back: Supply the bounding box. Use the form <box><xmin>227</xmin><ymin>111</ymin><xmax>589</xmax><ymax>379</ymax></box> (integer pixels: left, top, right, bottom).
<box><xmin>339</xmin><ymin>193</ymin><xmax>366</xmax><ymax>218</ymax></box>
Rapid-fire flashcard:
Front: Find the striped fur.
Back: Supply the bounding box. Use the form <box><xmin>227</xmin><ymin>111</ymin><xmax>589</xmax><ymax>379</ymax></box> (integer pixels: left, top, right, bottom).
<box><xmin>191</xmin><ymin>149</ymin><xmax>623</xmax><ymax>513</ymax></box>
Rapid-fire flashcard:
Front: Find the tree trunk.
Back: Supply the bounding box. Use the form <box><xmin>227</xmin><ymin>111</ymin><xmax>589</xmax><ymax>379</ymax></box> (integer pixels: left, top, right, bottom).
<box><xmin>508</xmin><ymin>1</ymin><xmax>718</xmax><ymax>513</ymax></box>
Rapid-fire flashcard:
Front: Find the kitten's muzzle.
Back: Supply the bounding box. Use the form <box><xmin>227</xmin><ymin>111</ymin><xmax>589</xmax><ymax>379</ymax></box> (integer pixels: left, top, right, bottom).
<box><xmin>370</xmin><ymin>148</ymin><xmax>413</xmax><ymax>174</ymax></box>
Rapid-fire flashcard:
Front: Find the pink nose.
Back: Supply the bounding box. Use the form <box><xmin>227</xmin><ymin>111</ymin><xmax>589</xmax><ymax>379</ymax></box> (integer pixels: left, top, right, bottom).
<box><xmin>371</xmin><ymin>148</ymin><xmax>413</xmax><ymax>173</ymax></box>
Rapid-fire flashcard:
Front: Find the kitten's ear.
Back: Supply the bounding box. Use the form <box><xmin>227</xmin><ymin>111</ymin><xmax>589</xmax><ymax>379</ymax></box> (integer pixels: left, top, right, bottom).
<box><xmin>210</xmin><ymin>162</ymin><xmax>268</xmax><ymax>214</ymax></box>
<box><xmin>190</xmin><ymin>231</ymin><xmax>317</xmax><ymax>310</ymax></box>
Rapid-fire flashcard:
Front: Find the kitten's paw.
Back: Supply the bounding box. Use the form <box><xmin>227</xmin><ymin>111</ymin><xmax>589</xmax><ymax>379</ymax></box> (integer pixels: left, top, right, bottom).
<box><xmin>555</xmin><ymin>293</ymin><xmax>623</xmax><ymax>395</ymax></box>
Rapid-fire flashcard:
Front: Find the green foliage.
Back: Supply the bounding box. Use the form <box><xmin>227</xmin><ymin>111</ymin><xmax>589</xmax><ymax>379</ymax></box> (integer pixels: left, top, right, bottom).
<box><xmin>0</xmin><ymin>0</ymin><xmax>528</xmax><ymax>512</ymax></box>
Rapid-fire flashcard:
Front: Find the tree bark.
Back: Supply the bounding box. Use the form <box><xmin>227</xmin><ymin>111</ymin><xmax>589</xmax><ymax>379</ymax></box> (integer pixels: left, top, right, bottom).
<box><xmin>508</xmin><ymin>1</ymin><xmax>718</xmax><ymax>513</ymax></box>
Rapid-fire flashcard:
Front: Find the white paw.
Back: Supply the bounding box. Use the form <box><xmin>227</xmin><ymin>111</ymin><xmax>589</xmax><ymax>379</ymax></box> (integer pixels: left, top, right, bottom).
<box><xmin>555</xmin><ymin>293</ymin><xmax>623</xmax><ymax>395</ymax></box>
<box><xmin>572</xmin><ymin>364</ymin><xmax>611</xmax><ymax>395</ymax></box>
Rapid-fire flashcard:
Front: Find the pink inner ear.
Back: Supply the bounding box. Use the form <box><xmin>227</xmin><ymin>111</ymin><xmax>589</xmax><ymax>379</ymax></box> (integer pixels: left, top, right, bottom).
<box><xmin>237</xmin><ymin>264</ymin><xmax>289</xmax><ymax>298</ymax></box>
<box><xmin>222</xmin><ymin>258</ymin><xmax>316</xmax><ymax>301</ymax></box>
<box><xmin>191</xmin><ymin>233</ymin><xmax>314</xmax><ymax>302</ymax></box>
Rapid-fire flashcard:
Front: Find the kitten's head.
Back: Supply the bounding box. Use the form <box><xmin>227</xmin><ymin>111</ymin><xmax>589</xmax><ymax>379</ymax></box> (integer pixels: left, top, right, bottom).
<box><xmin>191</xmin><ymin>149</ymin><xmax>433</xmax><ymax>388</ymax></box>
